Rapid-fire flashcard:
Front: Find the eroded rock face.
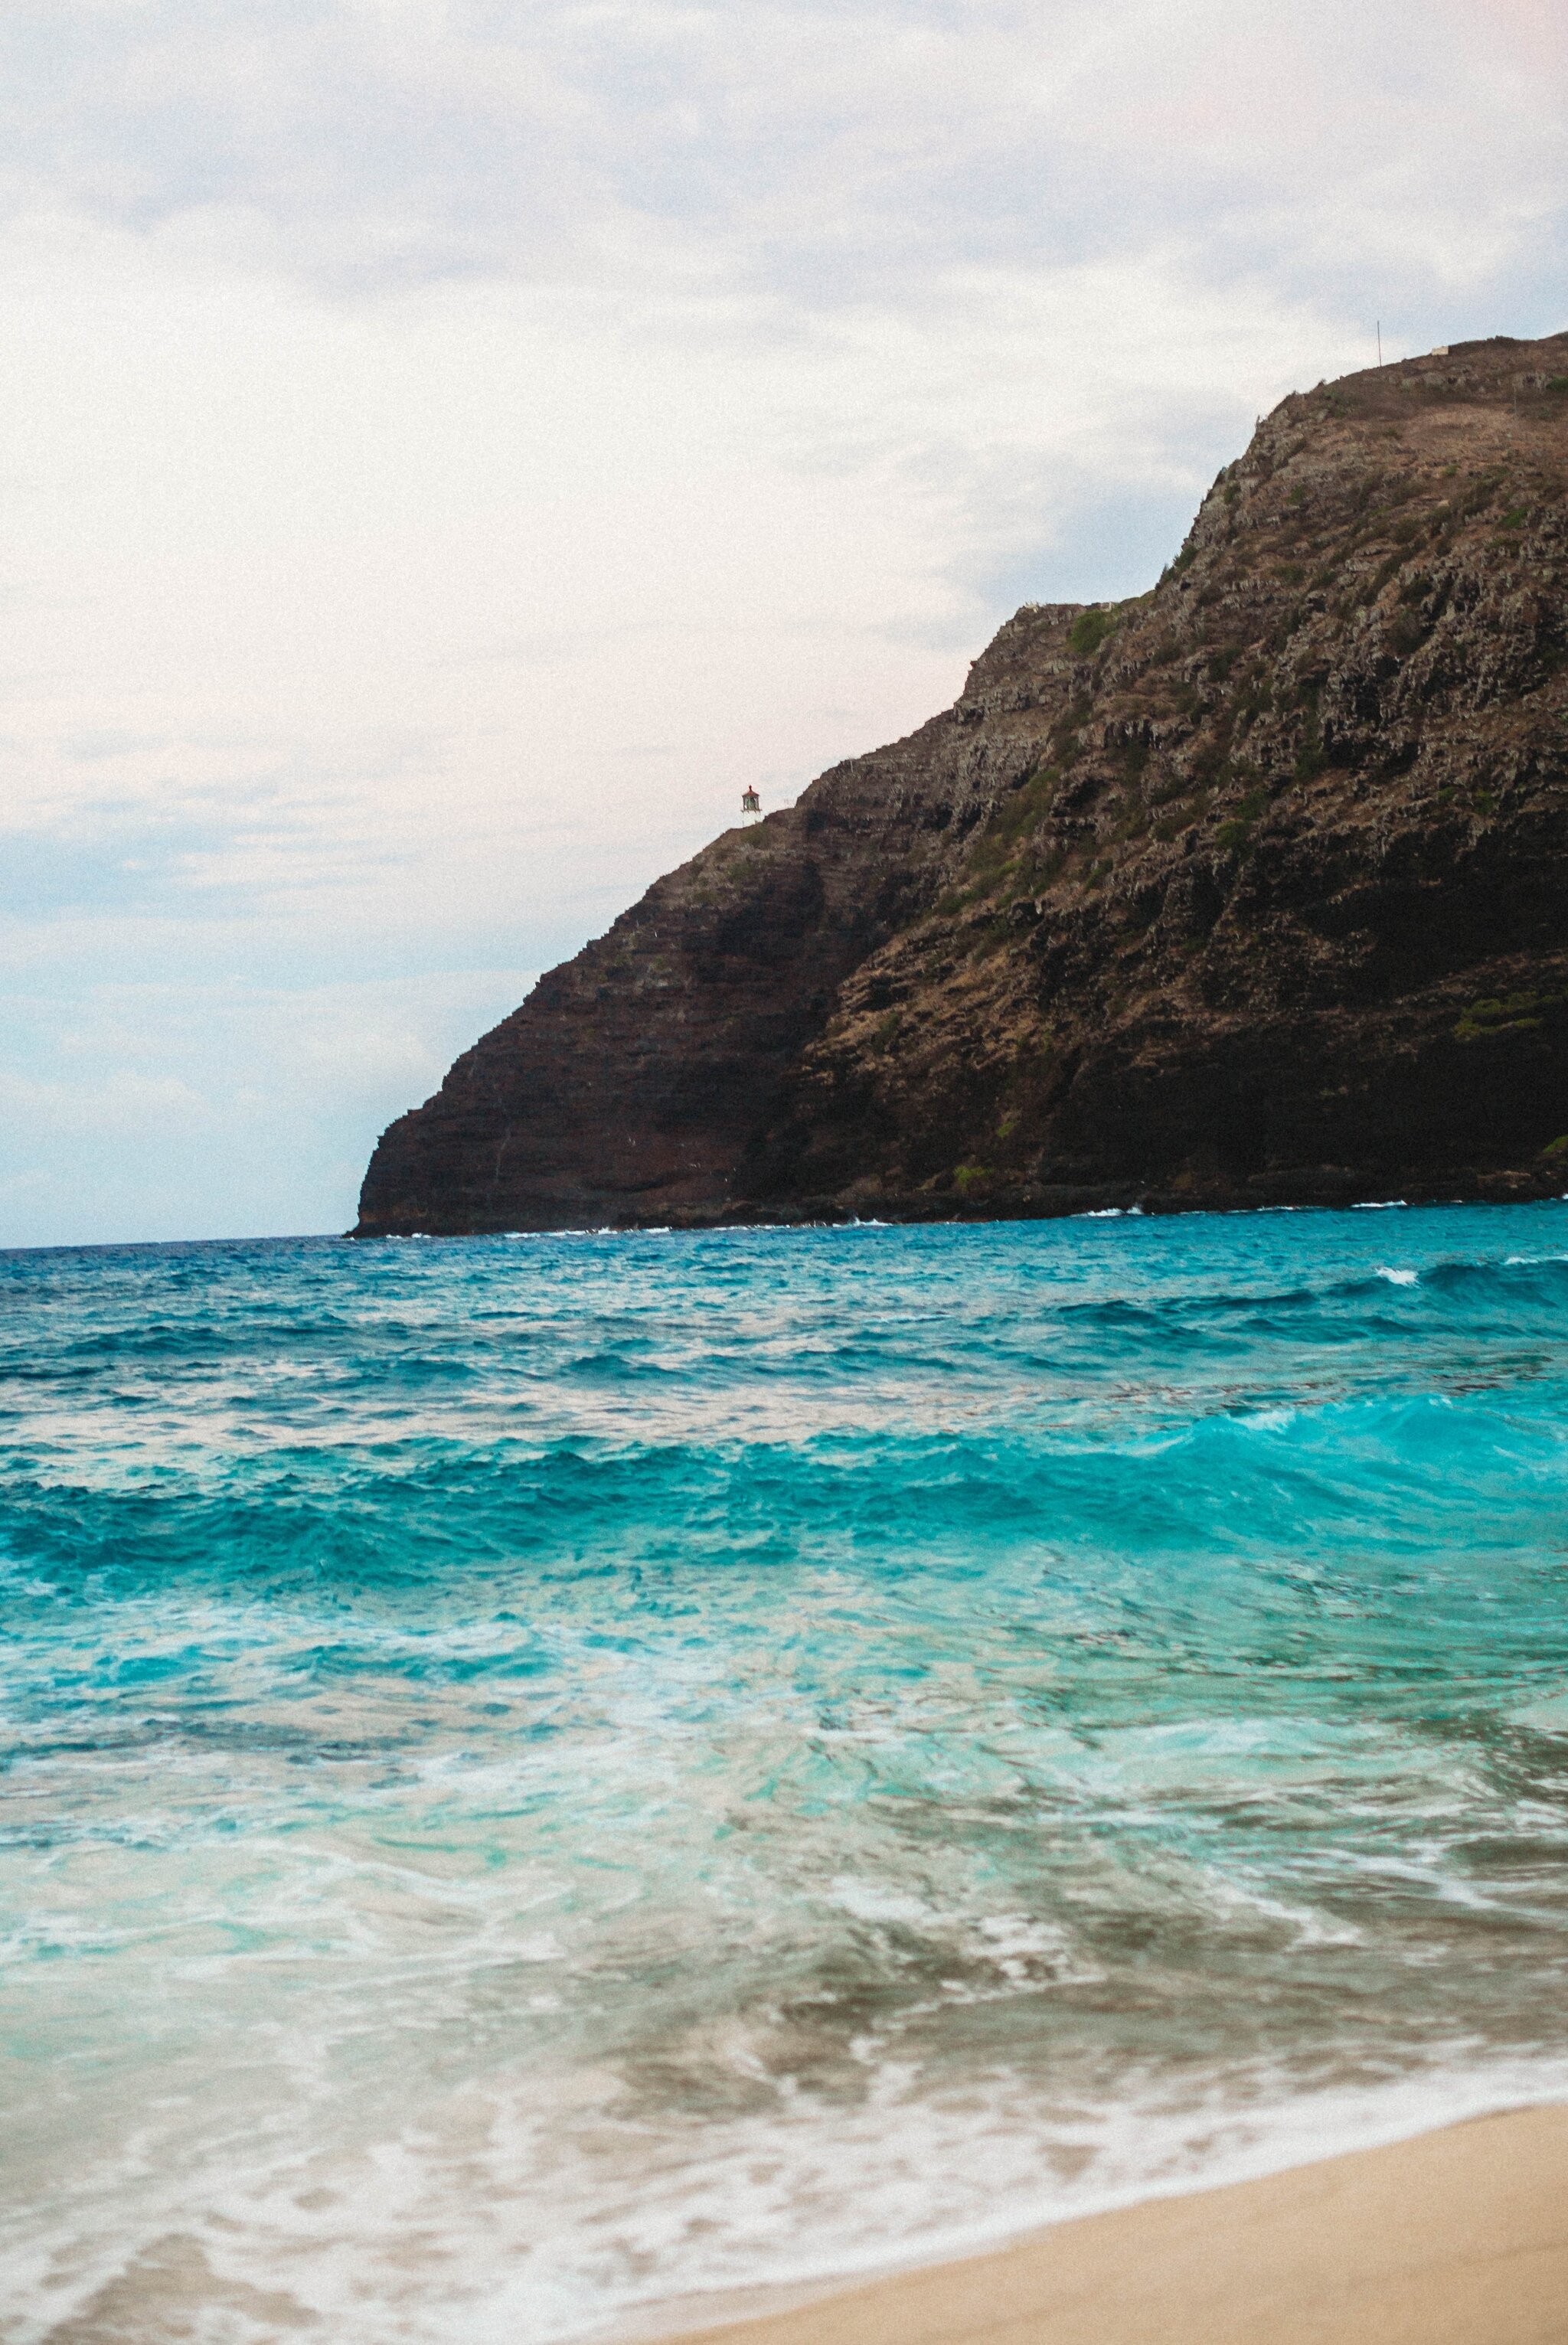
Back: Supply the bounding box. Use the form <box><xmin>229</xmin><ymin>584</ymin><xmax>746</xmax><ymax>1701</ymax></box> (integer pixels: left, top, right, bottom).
<box><xmin>357</xmin><ymin>335</ymin><xmax>1568</xmax><ymax>1233</ymax></box>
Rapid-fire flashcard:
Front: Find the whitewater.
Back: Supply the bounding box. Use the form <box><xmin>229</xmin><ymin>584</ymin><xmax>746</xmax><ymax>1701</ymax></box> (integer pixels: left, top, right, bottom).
<box><xmin>4</xmin><ymin>1204</ymin><xmax>1568</xmax><ymax>2342</ymax></box>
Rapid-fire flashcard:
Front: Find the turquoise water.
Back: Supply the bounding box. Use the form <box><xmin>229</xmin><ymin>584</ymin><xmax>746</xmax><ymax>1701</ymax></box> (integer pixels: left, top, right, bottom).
<box><xmin>5</xmin><ymin>1205</ymin><xmax>1568</xmax><ymax>2342</ymax></box>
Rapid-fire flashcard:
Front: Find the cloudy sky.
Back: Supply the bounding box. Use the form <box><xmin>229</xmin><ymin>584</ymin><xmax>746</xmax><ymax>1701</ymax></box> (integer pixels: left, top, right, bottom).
<box><xmin>2</xmin><ymin>0</ymin><xmax>1563</xmax><ymax>1246</ymax></box>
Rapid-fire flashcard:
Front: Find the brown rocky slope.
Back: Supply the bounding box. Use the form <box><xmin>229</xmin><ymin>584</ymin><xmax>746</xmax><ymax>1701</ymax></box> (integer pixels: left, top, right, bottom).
<box><xmin>357</xmin><ymin>333</ymin><xmax>1568</xmax><ymax>1233</ymax></box>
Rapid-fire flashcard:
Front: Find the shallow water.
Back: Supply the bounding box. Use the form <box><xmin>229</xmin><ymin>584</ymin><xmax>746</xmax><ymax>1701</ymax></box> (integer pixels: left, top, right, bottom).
<box><xmin>4</xmin><ymin>1206</ymin><xmax>1568</xmax><ymax>2343</ymax></box>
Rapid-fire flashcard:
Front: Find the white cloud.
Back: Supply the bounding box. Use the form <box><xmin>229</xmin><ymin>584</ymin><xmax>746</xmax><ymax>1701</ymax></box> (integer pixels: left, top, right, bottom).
<box><xmin>3</xmin><ymin>2</ymin><xmax>1560</xmax><ymax>311</ymax></box>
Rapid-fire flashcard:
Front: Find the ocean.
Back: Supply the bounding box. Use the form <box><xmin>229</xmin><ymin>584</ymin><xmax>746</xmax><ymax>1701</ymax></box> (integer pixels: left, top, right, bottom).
<box><xmin>5</xmin><ymin>1205</ymin><xmax>1568</xmax><ymax>2343</ymax></box>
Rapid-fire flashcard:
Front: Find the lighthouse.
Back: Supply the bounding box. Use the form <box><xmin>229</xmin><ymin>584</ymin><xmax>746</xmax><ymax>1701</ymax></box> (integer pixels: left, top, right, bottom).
<box><xmin>740</xmin><ymin>786</ymin><xmax>762</xmax><ymax>825</ymax></box>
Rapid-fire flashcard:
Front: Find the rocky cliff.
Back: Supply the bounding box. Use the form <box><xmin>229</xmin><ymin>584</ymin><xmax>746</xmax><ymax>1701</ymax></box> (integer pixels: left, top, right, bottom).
<box><xmin>358</xmin><ymin>332</ymin><xmax>1568</xmax><ymax>1233</ymax></box>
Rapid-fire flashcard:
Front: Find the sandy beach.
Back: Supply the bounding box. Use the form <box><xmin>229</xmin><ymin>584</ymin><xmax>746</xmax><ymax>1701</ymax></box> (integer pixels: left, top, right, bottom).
<box><xmin>652</xmin><ymin>2104</ymin><xmax>1568</xmax><ymax>2345</ymax></box>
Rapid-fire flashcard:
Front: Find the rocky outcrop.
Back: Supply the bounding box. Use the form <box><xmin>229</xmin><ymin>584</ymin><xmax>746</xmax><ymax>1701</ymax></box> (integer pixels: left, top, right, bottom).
<box><xmin>357</xmin><ymin>333</ymin><xmax>1568</xmax><ymax>1233</ymax></box>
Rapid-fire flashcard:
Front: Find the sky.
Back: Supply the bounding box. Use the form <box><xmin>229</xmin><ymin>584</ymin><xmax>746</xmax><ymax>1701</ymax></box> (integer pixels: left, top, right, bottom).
<box><xmin>2</xmin><ymin>0</ymin><xmax>1565</xmax><ymax>1246</ymax></box>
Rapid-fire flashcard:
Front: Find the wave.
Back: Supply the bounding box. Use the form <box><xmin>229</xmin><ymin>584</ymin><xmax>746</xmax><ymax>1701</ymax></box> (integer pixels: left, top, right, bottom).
<box><xmin>5</xmin><ymin>1203</ymin><xmax>1568</xmax><ymax>2344</ymax></box>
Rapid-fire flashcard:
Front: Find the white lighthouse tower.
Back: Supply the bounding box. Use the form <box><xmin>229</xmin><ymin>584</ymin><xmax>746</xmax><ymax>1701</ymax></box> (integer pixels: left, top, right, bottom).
<box><xmin>740</xmin><ymin>785</ymin><xmax>762</xmax><ymax>825</ymax></box>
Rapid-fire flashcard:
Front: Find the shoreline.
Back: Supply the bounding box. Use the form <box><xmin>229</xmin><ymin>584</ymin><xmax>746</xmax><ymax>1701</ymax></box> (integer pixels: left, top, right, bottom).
<box><xmin>629</xmin><ymin>2102</ymin><xmax>1568</xmax><ymax>2345</ymax></box>
<box><xmin>353</xmin><ymin>1177</ymin><xmax>1567</xmax><ymax>1239</ymax></box>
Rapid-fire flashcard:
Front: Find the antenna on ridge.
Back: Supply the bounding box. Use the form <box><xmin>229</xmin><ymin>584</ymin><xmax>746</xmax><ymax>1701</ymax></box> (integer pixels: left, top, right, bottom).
<box><xmin>1377</xmin><ymin>321</ymin><xmax>1382</xmax><ymax>367</ymax></box>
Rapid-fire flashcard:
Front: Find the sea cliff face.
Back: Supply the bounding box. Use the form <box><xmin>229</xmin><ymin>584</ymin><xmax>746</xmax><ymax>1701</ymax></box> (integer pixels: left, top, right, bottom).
<box><xmin>358</xmin><ymin>333</ymin><xmax>1568</xmax><ymax>1233</ymax></box>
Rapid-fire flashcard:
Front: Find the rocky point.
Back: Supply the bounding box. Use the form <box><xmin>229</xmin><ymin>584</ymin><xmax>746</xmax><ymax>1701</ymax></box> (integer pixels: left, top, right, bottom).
<box><xmin>358</xmin><ymin>332</ymin><xmax>1568</xmax><ymax>1233</ymax></box>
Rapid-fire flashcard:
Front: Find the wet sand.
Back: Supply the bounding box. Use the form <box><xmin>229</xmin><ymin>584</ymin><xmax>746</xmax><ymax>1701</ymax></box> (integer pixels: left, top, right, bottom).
<box><xmin>649</xmin><ymin>2102</ymin><xmax>1568</xmax><ymax>2345</ymax></box>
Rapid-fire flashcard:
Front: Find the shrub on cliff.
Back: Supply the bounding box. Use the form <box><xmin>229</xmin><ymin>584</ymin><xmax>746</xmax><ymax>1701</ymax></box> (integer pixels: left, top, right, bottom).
<box><xmin>1069</xmin><ymin>606</ymin><xmax>1117</xmax><ymax>658</ymax></box>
